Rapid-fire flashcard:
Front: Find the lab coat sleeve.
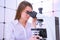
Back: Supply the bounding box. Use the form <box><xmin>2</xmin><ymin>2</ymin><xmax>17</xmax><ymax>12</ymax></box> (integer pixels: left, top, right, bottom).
<box><xmin>4</xmin><ymin>22</ymin><xmax>15</xmax><ymax>40</ymax></box>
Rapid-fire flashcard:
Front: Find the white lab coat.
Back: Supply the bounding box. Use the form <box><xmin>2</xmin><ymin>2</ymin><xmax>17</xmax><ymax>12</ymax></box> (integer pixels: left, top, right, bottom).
<box><xmin>4</xmin><ymin>20</ymin><xmax>33</xmax><ymax>40</ymax></box>
<box><xmin>4</xmin><ymin>19</ymin><xmax>55</xmax><ymax>40</ymax></box>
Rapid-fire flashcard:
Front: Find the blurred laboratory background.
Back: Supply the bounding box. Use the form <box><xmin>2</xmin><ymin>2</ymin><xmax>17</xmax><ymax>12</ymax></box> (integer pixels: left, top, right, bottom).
<box><xmin>0</xmin><ymin>0</ymin><xmax>60</xmax><ymax>40</ymax></box>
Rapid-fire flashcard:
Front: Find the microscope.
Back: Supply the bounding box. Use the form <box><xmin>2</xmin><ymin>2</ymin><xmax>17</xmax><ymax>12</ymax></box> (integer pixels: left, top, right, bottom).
<box><xmin>27</xmin><ymin>8</ymin><xmax>47</xmax><ymax>40</ymax></box>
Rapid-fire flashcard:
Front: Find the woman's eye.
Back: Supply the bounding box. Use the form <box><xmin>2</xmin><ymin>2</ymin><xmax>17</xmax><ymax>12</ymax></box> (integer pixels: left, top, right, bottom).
<box><xmin>26</xmin><ymin>11</ymin><xmax>30</xmax><ymax>14</ymax></box>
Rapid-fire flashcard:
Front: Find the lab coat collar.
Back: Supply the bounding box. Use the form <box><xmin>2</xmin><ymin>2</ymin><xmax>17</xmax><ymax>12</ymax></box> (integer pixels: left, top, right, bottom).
<box><xmin>12</xmin><ymin>20</ymin><xmax>19</xmax><ymax>25</ymax></box>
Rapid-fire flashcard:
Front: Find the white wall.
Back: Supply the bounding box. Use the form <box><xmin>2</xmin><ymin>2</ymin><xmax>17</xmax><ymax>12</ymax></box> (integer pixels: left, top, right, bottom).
<box><xmin>44</xmin><ymin>17</ymin><xmax>56</xmax><ymax>40</ymax></box>
<box><xmin>0</xmin><ymin>0</ymin><xmax>5</xmax><ymax>39</ymax></box>
<box><xmin>54</xmin><ymin>0</ymin><xmax>60</xmax><ymax>40</ymax></box>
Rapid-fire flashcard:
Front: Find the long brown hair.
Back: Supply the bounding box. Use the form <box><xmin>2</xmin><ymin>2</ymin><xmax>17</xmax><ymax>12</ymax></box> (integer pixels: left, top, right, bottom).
<box><xmin>15</xmin><ymin>1</ymin><xmax>33</xmax><ymax>20</ymax></box>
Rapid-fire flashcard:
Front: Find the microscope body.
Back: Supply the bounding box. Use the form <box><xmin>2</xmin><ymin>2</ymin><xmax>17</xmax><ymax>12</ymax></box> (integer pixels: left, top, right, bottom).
<box><xmin>31</xmin><ymin>20</ymin><xmax>47</xmax><ymax>40</ymax></box>
<box><xmin>31</xmin><ymin>12</ymin><xmax>47</xmax><ymax>40</ymax></box>
<box><xmin>27</xmin><ymin>11</ymin><xmax>47</xmax><ymax>40</ymax></box>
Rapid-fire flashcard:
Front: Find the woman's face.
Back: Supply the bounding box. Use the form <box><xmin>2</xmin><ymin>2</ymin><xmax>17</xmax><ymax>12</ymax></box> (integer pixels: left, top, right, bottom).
<box><xmin>20</xmin><ymin>6</ymin><xmax>32</xmax><ymax>21</ymax></box>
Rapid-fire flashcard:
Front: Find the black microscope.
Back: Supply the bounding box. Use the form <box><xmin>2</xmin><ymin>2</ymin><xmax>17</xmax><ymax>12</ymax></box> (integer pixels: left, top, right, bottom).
<box><xmin>27</xmin><ymin>8</ymin><xmax>47</xmax><ymax>40</ymax></box>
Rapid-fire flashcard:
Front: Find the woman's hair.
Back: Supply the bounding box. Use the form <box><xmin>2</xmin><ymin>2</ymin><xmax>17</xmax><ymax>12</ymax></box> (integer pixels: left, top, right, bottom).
<box><xmin>15</xmin><ymin>1</ymin><xmax>33</xmax><ymax>20</ymax></box>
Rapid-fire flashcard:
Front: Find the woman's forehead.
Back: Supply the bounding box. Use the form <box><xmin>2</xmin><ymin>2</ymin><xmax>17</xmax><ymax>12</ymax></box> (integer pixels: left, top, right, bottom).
<box><xmin>24</xmin><ymin>6</ymin><xmax>32</xmax><ymax>11</ymax></box>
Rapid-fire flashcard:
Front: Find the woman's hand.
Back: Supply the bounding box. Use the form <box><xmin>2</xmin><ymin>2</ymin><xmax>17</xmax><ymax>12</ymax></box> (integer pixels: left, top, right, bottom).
<box><xmin>29</xmin><ymin>35</ymin><xmax>40</xmax><ymax>40</ymax></box>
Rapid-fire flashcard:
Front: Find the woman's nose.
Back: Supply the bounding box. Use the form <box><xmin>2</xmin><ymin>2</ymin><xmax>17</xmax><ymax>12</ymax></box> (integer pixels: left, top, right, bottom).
<box><xmin>27</xmin><ymin>14</ymin><xmax>30</xmax><ymax>17</ymax></box>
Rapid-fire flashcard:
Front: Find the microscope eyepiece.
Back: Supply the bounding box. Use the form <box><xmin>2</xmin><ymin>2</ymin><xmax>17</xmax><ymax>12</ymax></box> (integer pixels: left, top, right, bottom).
<box><xmin>26</xmin><ymin>11</ymin><xmax>37</xmax><ymax>18</ymax></box>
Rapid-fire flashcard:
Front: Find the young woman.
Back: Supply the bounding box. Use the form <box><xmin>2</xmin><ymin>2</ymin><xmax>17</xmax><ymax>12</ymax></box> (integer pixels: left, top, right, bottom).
<box><xmin>5</xmin><ymin>1</ymin><xmax>39</xmax><ymax>40</ymax></box>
